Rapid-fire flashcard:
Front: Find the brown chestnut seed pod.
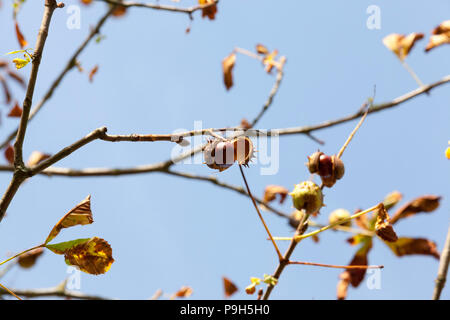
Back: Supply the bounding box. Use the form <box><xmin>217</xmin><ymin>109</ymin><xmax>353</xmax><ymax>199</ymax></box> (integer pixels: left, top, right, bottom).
<box><xmin>215</xmin><ymin>141</ymin><xmax>235</xmax><ymax>165</ymax></box>
<box><xmin>318</xmin><ymin>154</ymin><xmax>333</xmax><ymax>178</ymax></box>
<box><xmin>233</xmin><ymin>136</ymin><xmax>255</xmax><ymax>167</ymax></box>
<box><xmin>203</xmin><ymin>139</ymin><xmax>233</xmax><ymax>172</ymax></box>
<box><xmin>306</xmin><ymin>151</ymin><xmax>323</xmax><ymax>174</ymax></box>
<box><xmin>332</xmin><ymin>155</ymin><xmax>345</xmax><ymax>180</ymax></box>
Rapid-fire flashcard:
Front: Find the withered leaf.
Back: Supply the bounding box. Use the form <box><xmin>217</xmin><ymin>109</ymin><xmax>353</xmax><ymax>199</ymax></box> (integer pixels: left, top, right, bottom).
<box><xmin>111</xmin><ymin>5</ymin><xmax>127</xmax><ymax>17</ymax></box>
<box><xmin>14</xmin><ymin>21</ymin><xmax>28</xmax><ymax>49</ymax></box>
<box><xmin>7</xmin><ymin>70</ymin><xmax>26</xmax><ymax>87</ymax></box>
<box><xmin>386</xmin><ymin>237</ymin><xmax>439</xmax><ymax>260</ymax></box>
<box><xmin>88</xmin><ymin>65</ymin><xmax>99</xmax><ymax>83</ymax></box>
<box><xmin>7</xmin><ymin>101</ymin><xmax>22</xmax><ymax>118</ymax></box>
<box><xmin>336</xmin><ymin>271</ymin><xmax>350</xmax><ymax>300</ymax></box>
<box><xmin>4</xmin><ymin>145</ymin><xmax>14</xmax><ymax>165</ymax></box>
<box><xmin>45</xmin><ymin>195</ymin><xmax>93</xmax><ymax>244</ymax></box>
<box><xmin>375</xmin><ymin>205</ymin><xmax>398</xmax><ymax>242</ymax></box>
<box><xmin>256</xmin><ymin>44</ymin><xmax>269</xmax><ymax>55</ymax></box>
<box><xmin>18</xmin><ymin>247</ymin><xmax>44</xmax><ymax>269</ymax></box>
<box><xmin>383</xmin><ymin>33</ymin><xmax>424</xmax><ymax>61</ymax></box>
<box><xmin>347</xmin><ymin>239</ymin><xmax>372</xmax><ymax>287</ymax></box>
<box><xmin>223</xmin><ymin>277</ymin><xmax>238</xmax><ymax>298</ymax></box>
<box><xmin>0</xmin><ymin>76</ymin><xmax>11</xmax><ymax>104</ymax></box>
<box><xmin>27</xmin><ymin>151</ymin><xmax>51</xmax><ymax>167</ymax></box>
<box><xmin>425</xmin><ymin>20</ymin><xmax>450</xmax><ymax>52</ymax></box>
<box><xmin>222</xmin><ymin>53</ymin><xmax>236</xmax><ymax>90</ymax></box>
<box><xmin>199</xmin><ymin>0</ymin><xmax>217</xmax><ymax>20</ymax></box>
<box><xmin>240</xmin><ymin>118</ymin><xmax>252</xmax><ymax>130</ymax></box>
<box><xmin>263</xmin><ymin>185</ymin><xmax>289</xmax><ymax>204</ymax></box>
<box><xmin>80</xmin><ymin>0</ymin><xmax>93</xmax><ymax>5</ymax></box>
<box><xmin>47</xmin><ymin>237</ymin><xmax>114</xmax><ymax>275</ymax></box>
<box><xmin>390</xmin><ymin>195</ymin><xmax>441</xmax><ymax>224</ymax></box>
<box><xmin>174</xmin><ymin>286</ymin><xmax>193</xmax><ymax>298</ymax></box>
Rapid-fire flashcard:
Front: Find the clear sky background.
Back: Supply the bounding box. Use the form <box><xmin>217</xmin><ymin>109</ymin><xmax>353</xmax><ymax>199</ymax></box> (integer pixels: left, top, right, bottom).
<box><xmin>0</xmin><ymin>0</ymin><xmax>449</xmax><ymax>300</ymax></box>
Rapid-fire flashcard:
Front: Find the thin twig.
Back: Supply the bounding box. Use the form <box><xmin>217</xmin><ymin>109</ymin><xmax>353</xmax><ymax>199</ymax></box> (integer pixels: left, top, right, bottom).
<box><xmin>238</xmin><ymin>165</ymin><xmax>283</xmax><ymax>261</ymax></box>
<box><xmin>0</xmin><ymin>283</ymin><xmax>21</xmax><ymax>300</ymax></box>
<box><xmin>98</xmin><ymin>0</ymin><xmax>219</xmax><ymax>15</ymax></box>
<box><xmin>432</xmin><ymin>223</ymin><xmax>450</xmax><ymax>300</ymax></box>
<box><xmin>287</xmin><ymin>261</ymin><xmax>383</xmax><ymax>269</ymax></box>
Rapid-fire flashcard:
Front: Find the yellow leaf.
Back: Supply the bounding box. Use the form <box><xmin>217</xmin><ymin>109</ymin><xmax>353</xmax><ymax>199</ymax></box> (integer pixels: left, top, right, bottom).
<box><xmin>45</xmin><ymin>195</ymin><xmax>94</xmax><ymax>244</ymax></box>
<box><xmin>425</xmin><ymin>20</ymin><xmax>450</xmax><ymax>52</ymax></box>
<box><xmin>446</xmin><ymin>146</ymin><xmax>450</xmax><ymax>159</ymax></box>
<box><xmin>222</xmin><ymin>53</ymin><xmax>236</xmax><ymax>90</ymax></box>
<box><xmin>12</xmin><ymin>57</ymin><xmax>29</xmax><ymax>69</ymax></box>
<box><xmin>383</xmin><ymin>33</ymin><xmax>424</xmax><ymax>61</ymax></box>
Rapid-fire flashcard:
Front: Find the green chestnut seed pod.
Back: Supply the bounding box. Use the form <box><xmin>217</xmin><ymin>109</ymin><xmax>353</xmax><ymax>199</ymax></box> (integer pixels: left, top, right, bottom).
<box><xmin>290</xmin><ymin>181</ymin><xmax>323</xmax><ymax>215</ymax></box>
<box><xmin>328</xmin><ymin>208</ymin><xmax>352</xmax><ymax>228</ymax></box>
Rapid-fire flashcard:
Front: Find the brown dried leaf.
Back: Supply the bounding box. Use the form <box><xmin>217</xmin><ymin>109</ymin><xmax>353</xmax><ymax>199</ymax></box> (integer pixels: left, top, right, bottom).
<box><xmin>80</xmin><ymin>0</ymin><xmax>93</xmax><ymax>5</ymax></box>
<box><xmin>18</xmin><ymin>247</ymin><xmax>44</xmax><ymax>269</ymax></box>
<box><xmin>45</xmin><ymin>195</ymin><xmax>94</xmax><ymax>244</ymax></box>
<box><xmin>111</xmin><ymin>6</ymin><xmax>127</xmax><ymax>17</ymax></box>
<box><xmin>0</xmin><ymin>76</ymin><xmax>11</xmax><ymax>104</ymax></box>
<box><xmin>7</xmin><ymin>70</ymin><xmax>26</xmax><ymax>87</ymax></box>
<box><xmin>223</xmin><ymin>277</ymin><xmax>238</xmax><ymax>298</ymax></box>
<box><xmin>425</xmin><ymin>20</ymin><xmax>450</xmax><ymax>52</ymax></box>
<box><xmin>383</xmin><ymin>33</ymin><xmax>424</xmax><ymax>61</ymax></box>
<box><xmin>88</xmin><ymin>65</ymin><xmax>99</xmax><ymax>83</ymax></box>
<box><xmin>7</xmin><ymin>101</ymin><xmax>22</xmax><ymax>118</ymax></box>
<box><xmin>222</xmin><ymin>53</ymin><xmax>236</xmax><ymax>90</ymax></box>
<box><xmin>240</xmin><ymin>118</ymin><xmax>252</xmax><ymax>130</ymax></box>
<box><xmin>347</xmin><ymin>239</ymin><xmax>372</xmax><ymax>287</ymax></box>
<box><xmin>390</xmin><ymin>195</ymin><xmax>441</xmax><ymax>224</ymax></box>
<box><xmin>375</xmin><ymin>205</ymin><xmax>398</xmax><ymax>242</ymax></box>
<box><xmin>386</xmin><ymin>237</ymin><xmax>440</xmax><ymax>260</ymax></box>
<box><xmin>337</xmin><ymin>271</ymin><xmax>350</xmax><ymax>300</ymax></box>
<box><xmin>175</xmin><ymin>286</ymin><xmax>193</xmax><ymax>298</ymax></box>
<box><xmin>63</xmin><ymin>237</ymin><xmax>114</xmax><ymax>275</ymax></box>
<box><xmin>14</xmin><ymin>21</ymin><xmax>28</xmax><ymax>49</ymax></box>
<box><xmin>199</xmin><ymin>0</ymin><xmax>217</xmax><ymax>20</ymax></box>
<box><xmin>256</xmin><ymin>44</ymin><xmax>269</xmax><ymax>55</ymax></box>
<box><xmin>263</xmin><ymin>185</ymin><xmax>289</xmax><ymax>204</ymax></box>
<box><xmin>27</xmin><ymin>151</ymin><xmax>51</xmax><ymax>167</ymax></box>
<box><xmin>4</xmin><ymin>145</ymin><xmax>14</xmax><ymax>165</ymax></box>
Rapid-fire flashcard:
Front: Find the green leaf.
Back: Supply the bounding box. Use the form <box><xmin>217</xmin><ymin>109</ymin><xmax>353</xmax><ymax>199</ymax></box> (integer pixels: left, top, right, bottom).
<box><xmin>45</xmin><ymin>238</ymin><xmax>91</xmax><ymax>255</ymax></box>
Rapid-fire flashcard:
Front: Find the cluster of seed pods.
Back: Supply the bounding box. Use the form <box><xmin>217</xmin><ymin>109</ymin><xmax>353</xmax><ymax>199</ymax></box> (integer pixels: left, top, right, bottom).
<box><xmin>306</xmin><ymin>151</ymin><xmax>345</xmax><ymax>188</ymax></box>
<box><xmin>203</xmin><ymin>136</ymin><xmax>255</xmax><ymax>172</ymax></box>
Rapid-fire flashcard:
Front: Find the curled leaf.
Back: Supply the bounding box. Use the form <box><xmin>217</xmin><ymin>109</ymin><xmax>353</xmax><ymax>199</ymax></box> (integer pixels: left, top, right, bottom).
<box><xmin>14</xmin><ymin>21</ymin><xmax>28</xmax><ymax>49</ymax></box>
<box><xmin>337</xmin><ymin>271</ymin><xmax>350</xmax><ymax>300</ymax></box>
<box><xmin>425</xmin><ymin>20</ymin><xmax>450</xmax><ymax>52</ymax></box>
<box><xmin>18</xmin><ymin>247</ymin><xmax>44</xmax><ymax>269</ymax></box>
<box><xmin>27</xmin><ymin>151</ymin><xmax>51</xmax><ymax>167</ymax></box>
<box><xmin>88</xmin><ymin>65</ymin><xmax>99</xmax><ymax>83</ymax></box>
<box><xmin>390</xmin><ymin>195</ymin><xmax>441</xmax><ymax>224</ymax></box>
<box><xmin>263</xmin><ymin>185</ymin><xmax>289</xmax><ymax>204</ymax></box>
<box><xmin>347</xmin><ymin>239</ymin><xmax>372</xmax><ymax>287</ymax></box>
<box><xmin>386</xmin><ymin>237</ymin><xmax>439</xmax><ymax>260</ymax></box>
<box><xmin>174</xmin><ymin>286</ymin><xmax>193</xmax><ymax>298</ymax></box>
<box><xmin>256</xmin><ymin>44</ymin><xmax>269</xmax><ymax>55</ymax></box>
<box><xmin>4</xmin><ymin>145</ymin><xmax>14</xmax><ymax>165</ymax></box>
<box><xmin>383</xmin><ymin>33</ymin><xmax>424</xmax><ymax>61</ymax></box>
<box><xmin>7</xmin><ymin>101</ymin><xmax>22</xmax><ymax>117</ymax></box>
<box><xmin>199</xmin><ymin>0</ymin><xmax>217</xmax><ymax>20</ymax></box>
<box><xmin>375</xmin><ymin>205</ymin><xmax>398</xmax><ymax>242</ymax></box>
<box><xmin>47</xmin><ymin>237</ymin><xmax>114</xmax><ymax>275</ymax></box>
<box><xmin>222</xmin><ymin>53</ymin><xmax>236</xmax><ymax>90</ymax></box>
<box><xmin>12</xmin><ymin>57</ymin><xmax>30</xmax><ymax>70</ymax></box>
<box><xmin>45</xmin><ymin>195</ymin><xmax>93</xmax><ymax>244</ymax></box>
<box><xmin>223</xmin><ymin>277</ymin><xmax>238</xmax><ymax>298</ymax></box>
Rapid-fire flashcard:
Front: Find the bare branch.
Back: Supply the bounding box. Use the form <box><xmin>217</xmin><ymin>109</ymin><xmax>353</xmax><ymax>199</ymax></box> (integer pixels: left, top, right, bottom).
<box><xmin>433</xmin><ymin>223</ymin><xmax>450</xmax><ymax>300</ymax></box>
<box><xmin>98</xmin><ymin>0</ymin><xmax>219</xmax><ymax>15</ymax></box>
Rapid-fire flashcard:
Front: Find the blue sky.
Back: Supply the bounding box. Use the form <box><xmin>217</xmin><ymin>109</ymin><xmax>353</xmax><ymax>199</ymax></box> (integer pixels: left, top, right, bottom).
<box><xmin>0</xmin><ymin>0</ymin><xmax>449</xmax><ymax>299</ymax></box>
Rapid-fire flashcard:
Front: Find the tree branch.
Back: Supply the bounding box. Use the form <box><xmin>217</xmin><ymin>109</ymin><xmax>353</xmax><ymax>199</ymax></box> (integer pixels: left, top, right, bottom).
<box><xmin>0</xmin><ymin>0</ymin><xmax>60</xmax><ymax>223</ymax></box>
<box><xmin>98</xmin><ymin>0</ymin><xmax>219</xmax><ymax>15</ymax></box>
<box><xmin>433</xmin><ymin>222</ymin><xmax>450</xmax><ymax>300</ymax></box>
